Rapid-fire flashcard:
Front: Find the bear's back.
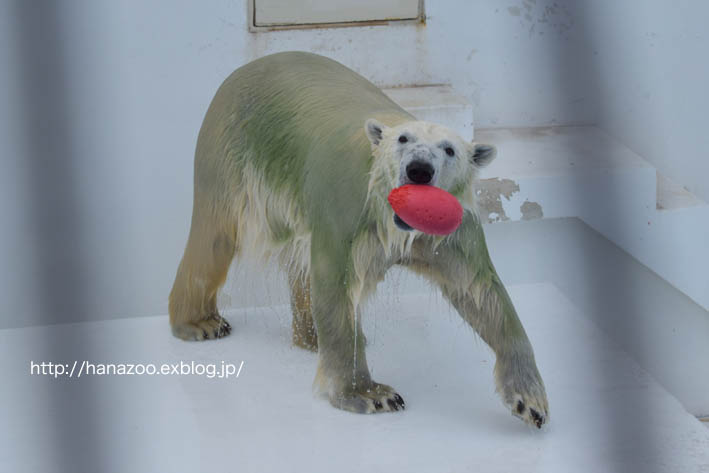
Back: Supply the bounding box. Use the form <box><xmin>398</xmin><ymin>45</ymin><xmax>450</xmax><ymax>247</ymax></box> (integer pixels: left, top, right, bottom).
<box><xmin>195</xmin><ymin>52</ymin><xmax>412</xmax><ymax>235</ymax></box>
<box><xmin>202</xmin><ymin>52</ymin><xmax>411</xmax><ymax>159</ymax></box>
<box><xmin>222</xmin><ymin>52</ymin><xmax>408</xmax><ymax>129</ymax></box>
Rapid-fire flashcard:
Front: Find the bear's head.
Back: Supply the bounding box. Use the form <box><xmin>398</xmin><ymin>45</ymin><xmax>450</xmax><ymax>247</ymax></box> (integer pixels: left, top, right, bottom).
<box><xmin>365</xmin><ymin>118</ymin><xmax>496</xmax><ymax>231</ymax></box>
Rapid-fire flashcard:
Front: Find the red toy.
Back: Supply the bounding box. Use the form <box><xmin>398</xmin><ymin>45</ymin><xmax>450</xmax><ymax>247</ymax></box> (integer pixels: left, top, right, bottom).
<box><xmin>388</xmin><ymin>184</ymin><xmax>463</xmax><ymax>235</ymax></box>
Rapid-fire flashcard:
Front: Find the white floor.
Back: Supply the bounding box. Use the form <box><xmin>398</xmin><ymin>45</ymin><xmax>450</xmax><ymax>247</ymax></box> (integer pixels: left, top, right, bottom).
<box><xmin>2</xmin><ymin>283</ymin><xmax>707</xmax><ymax>472</ymax></box>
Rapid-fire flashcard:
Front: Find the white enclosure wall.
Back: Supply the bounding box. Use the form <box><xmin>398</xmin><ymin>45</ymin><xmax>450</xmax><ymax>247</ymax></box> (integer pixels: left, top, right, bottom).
<box><xmin>0</xmin><ymin>0</ymin><xmax>599</xmax><ymax>329</ymax></box>
<box><xmin>579</xmin><ymin>1</ymin><xmax>709</xmax><ymax>204</ymax></box>
<box><xmin>1</xmin><ymin>0</ymin><xmax>707</xmax><ymax>327</ymax></box>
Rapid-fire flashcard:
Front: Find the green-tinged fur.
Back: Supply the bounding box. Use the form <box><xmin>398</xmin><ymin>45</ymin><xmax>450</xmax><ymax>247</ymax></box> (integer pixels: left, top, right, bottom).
<box><xmin>168</xmin><ymin>52</ymin><xmax>548</xmax><ymax>427</ymax></box>
<box><xmin>197</xmin><ymin>52</ymin><xmax>412</xmax><ymax>237</ymax></box>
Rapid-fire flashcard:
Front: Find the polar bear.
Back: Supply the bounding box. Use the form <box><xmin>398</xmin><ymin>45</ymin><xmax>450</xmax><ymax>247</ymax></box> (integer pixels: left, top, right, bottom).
<box><xmin>168</xmin><ymin>52</ymin><xmax>548</xmax><ymax>427</ymax></box>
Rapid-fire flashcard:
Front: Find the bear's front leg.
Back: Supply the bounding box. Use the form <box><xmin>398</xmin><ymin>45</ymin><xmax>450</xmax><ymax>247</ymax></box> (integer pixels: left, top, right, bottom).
<box><xmin>309</xmin><ymin>235</ymin><xmax>404</xmax><ymax>414</ymax></box>
<box><xmin>410</xmin><ymin>213</ymin><xmax>548</xmax><ymax>428</ymax></box>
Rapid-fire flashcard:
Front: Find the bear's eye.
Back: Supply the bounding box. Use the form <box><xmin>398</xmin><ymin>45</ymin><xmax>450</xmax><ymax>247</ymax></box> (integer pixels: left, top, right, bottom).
<box><xmin>398</xmin><ymin>135</ymin><xmax>408</xmax><ymax>144</ymax></box>
<box><xmin>445</xmin><ymin>147</ymin><xmax>455</xmax><ymax>157</ymax></box>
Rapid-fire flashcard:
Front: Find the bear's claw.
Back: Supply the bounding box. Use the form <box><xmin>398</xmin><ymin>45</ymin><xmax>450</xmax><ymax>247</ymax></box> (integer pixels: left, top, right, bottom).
<box><xmin>511</xmin><ymin>396</ymin><xmax>546</xmax><ymax>428</ymax></box>
<box><xmin>495</xmin><ymin>355</ymin><xmax>549</xmax><ymax>429</ymax></box>
<box><xmin>331</xmin><ymin>382</ymin><xmax>405</xmax><ymax>414</ymax></box>
<box><xmin>171</xmin><ymin>313</ymin><xmax>232</xmax><ymax>341</ymax></box>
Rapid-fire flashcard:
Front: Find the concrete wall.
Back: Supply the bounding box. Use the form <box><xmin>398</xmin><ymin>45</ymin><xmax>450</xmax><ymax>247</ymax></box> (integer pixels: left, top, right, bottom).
<box><xmin>3</xmin><ymin>0</ymin><xmax>708</xmax><ymax>329</ymax></box>
<box><xmin>579</xmin><ymin>1</ymin><xmax>709</xmax><ymax>204</ymax></box>
<box><xmin>10</xmin><ymin>1</ymin><xmax>709</xmax><ymax>325</ymax></box>
<box><xmin>0</xmin><ymin>0</ymin><xmax>600</xmax><ymax>328</ymax></box>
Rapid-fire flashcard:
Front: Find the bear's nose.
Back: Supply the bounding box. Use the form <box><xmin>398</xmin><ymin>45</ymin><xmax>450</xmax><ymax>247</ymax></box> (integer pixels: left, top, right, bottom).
<box><xmin>406</xmin><ymin>161</ymin><xmax>434</xmax><ymax>184</ymax></box>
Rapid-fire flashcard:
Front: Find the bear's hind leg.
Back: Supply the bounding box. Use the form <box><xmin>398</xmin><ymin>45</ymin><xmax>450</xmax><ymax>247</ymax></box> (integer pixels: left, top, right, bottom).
<box><xmin>288</xmin><ymin>270</ymin><xmax>318</xmax><ymax>352</ymax></box>
<box><xmin>169</xmin><ymin>213</ymin><xmax>235</xmax><ymax>341</ymax></box>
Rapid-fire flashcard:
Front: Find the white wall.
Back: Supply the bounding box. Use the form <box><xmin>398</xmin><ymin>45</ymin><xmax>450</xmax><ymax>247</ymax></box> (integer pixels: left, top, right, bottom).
<box><xmin>0</xmin><ymin>0</ymin><xmax>601</xmax><ymax>328</ymax></box>
<box><xmin>578</xmin><ymin>1</ymin><xmax>709</xmax><ymax>203</ymax></box>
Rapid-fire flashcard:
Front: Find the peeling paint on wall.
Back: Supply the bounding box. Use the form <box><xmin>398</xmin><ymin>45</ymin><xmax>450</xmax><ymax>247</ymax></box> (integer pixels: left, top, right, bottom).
<box><xmin>476</xmin><ymin>178</ymin><xmax>520</xmax><ymax>223</ymax></box>
<box><xmin>520</xmin><ymin>200</ymin><xmax>544</xmax><ymax>220</ymax></box>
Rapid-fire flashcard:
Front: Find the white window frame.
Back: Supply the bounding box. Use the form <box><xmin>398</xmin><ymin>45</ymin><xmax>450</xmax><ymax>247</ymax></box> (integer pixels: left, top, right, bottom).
<box><xmin>248</xmin><ymin>0</ymin><xmax>425</xmax><ymax>32</ymax></box>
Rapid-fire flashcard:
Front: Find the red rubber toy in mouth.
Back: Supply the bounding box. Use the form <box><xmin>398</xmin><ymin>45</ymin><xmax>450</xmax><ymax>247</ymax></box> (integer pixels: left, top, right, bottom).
<box><xmin>387</xmin><ymin>184</ymin><xmax>463</xmax><ymax>235</ymax></box>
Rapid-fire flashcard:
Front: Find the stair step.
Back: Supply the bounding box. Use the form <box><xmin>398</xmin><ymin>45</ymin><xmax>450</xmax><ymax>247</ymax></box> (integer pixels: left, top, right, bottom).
<box><xmin>475</xmin><ymin>125</ymin><xmax>657</xmax><ymax>223</ymax></box>
<box><xmin>656</xmin><ymin>172</ymin><xmax>706</xmax><ymax>210</ymax></box>
<box><xmin>476</xmin><ymin>125</ymin><xmax>709</xmax><ymax>311</ymax></box>
<box><xmin>382</xmin><ymin>85</ymin><xmax>473</xmax><ymax>141</ymax></box>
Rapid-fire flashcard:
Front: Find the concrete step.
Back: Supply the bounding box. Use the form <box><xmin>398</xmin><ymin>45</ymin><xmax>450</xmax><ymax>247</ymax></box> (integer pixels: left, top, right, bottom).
<box><xmin>475</xmin><ymin>125</ymin><xmax>709</xmax><ymax>311</ymax></box>
<box><xmin>475</xmin><ymin>126</ymin><xmax>657</xmax><ymax>222</ymax></box>
<box><xmin>657</xmin><ymin>171</ymin><xmax>706</xmax><ymax>210</ymax></box>
<box><xmin>382</xmin><ymin>85</ymin><xmax>474</xmax><ymax>141</ymax></box>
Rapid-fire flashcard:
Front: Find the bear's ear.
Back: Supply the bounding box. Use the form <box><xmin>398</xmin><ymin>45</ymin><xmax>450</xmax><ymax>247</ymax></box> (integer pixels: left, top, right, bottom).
<box><xmin>470</xmin><ymin>143</ymin><xmax>497</xmax><ymax>168</ymax></box>
<box><xmin>365</xmin><ymin>118</ymin><xmax>387</xmax><ymax>146</ymax></box>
